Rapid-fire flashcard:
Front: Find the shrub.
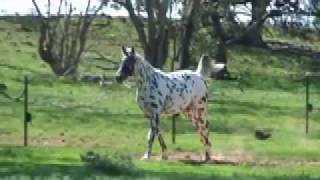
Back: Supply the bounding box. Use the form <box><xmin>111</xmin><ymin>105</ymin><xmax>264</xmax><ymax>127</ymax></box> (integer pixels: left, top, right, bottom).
<box><xmin>80</xmin><ymin>151</ymin><xmax>140</xmax><ymax>176</ymax></box>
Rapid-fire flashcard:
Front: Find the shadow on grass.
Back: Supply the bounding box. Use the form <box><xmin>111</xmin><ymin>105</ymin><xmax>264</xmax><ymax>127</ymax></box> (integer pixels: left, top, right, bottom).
<box><xmin>146</xmin><ymin>169</ymin><xmax>317</xmax><ymax>180</ymax></box>
<box><xmin>0</xmin><ymin>162</ymin><xmax>90</xmax><ymax>179</ymax></box>
<box><xmin>0</xmin><ymin>162</ymin><xmax>317</xmax><ymax>180</ymax></box>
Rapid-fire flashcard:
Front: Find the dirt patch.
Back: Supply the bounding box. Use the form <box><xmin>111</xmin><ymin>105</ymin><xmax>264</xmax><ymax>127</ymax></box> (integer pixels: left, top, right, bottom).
<box><xmin>31</xmin><ymin>138</ymin><xmax>66</xmax><ymax>146</ymax></box>
<box><xmin>151</xmin><ymin>152</ymin><xmax>254</xmax><ymax>165</ymax></box>
<box><xmin>151</xmin><ymin>152</ymin><xmax>320</xmax><ymax>166</ymax></box>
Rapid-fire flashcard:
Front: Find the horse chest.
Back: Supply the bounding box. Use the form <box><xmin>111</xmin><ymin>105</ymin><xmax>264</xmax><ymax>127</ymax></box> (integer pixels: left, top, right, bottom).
<box><xmin>136</xmin><ymin>87</ymin><xmax>147</xmax><ymax>110</ymax></box>
<box><xmin>136</xmin><ymin>85</ymin><xmax>165</xmax><ymax>114</ymax></box>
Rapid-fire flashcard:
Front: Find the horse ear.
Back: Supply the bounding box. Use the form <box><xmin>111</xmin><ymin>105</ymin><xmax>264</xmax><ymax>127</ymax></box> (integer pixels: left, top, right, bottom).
<box><xmin>131</xmin><ymin>47</ymin><xmax>135</xmax><ymax>55</ymax></box>
<box><xmin>121</xmin><ymin>46</ymin><xmax>128</xmax><ymax>56</ymax></box>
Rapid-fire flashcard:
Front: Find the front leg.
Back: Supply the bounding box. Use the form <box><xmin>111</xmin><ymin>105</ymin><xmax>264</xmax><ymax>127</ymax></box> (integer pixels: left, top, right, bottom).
<box><xmin>142</xmin><ymin>113</ymin><xmax>160</xmax><ymax>160</ymax></box>
<box><xmin>158</xmin><ymin>132</ymin><xmax>168</xmax><ymax>160</ymax></box>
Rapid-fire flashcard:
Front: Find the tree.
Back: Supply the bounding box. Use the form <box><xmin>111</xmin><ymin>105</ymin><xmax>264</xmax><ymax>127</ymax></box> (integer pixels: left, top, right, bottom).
<box><xmin>108</xmin><ymin>0</ymin><xmax>172</xmax><ymax>68</ymax></box>
<box><xmin>196</xmin><ymin>0</ymin><xmax>273</xmax><ymax>79</ymax></box>
<box><xmin>198</xmin><ymin>1</ymin><xmax>232</xmax><ymax>79</ymax></box>
<box><xmin>32</xmin><ymin>0</ymin><xmax>104</xmax><ymax>77</ymax></box>
<box><xmin>235</xmin><ymin>0</ymin><xmax>271</xmax><ymax>47</ymax></box>
<box><xmin>177</xmin><ymin>0</ymin><xmax>201</xmax><ymax>69</ymax></box>
<box><xmin>312</xmin><ymin>0</ymin><xmax>320</xmax><ymax>30</ymax></box>
<box><xmin>201</xmin><ymin>0</ymin><xmax>284</xmax><ymax>52</ymax></box>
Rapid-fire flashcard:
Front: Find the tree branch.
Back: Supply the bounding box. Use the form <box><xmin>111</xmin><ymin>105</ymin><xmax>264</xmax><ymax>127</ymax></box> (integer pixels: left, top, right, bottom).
<box><xmin>57</xmin><ymin>0</ymin><xmax>63</xmax><ymax>15</ymax></box>
<box><xmin>116</xmin><ymin>0</ymin><xmax>147</xmax><ymax>48</ymax></box>
<box><xmin>226</xmin><ymin>12</ymin><xmax>270</xmax><ymax>45</ymax></box>
<box><xmin>47</xmin><ymin>0</ymin><xmax>51</xmax><ymax>17</ymax></box>
<box><xmin>32</xmin><ymin>0</ymin><xmax>44</xmax><ymax>17</ymax></box>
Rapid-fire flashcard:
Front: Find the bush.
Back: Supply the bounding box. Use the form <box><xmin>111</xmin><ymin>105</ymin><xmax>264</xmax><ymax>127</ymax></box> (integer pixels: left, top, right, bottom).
<box><xmin>80</xmin><ymin>151</ymin><xmax>140</xmax><ymax>176</ymax></box>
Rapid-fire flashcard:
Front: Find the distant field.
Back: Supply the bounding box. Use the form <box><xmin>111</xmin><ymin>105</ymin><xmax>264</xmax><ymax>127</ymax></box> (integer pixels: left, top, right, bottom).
<box><xmin>1</xmin><ymin>17</ymin><xmax>320</xmax><ymax>179</ymax></box>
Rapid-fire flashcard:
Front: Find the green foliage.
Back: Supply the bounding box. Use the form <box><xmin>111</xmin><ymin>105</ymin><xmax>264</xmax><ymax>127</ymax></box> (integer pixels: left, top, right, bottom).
<box><xmin>81</xmin><ymin>151</ymin><xmax>140</xmax><ymax>176</ymax></box>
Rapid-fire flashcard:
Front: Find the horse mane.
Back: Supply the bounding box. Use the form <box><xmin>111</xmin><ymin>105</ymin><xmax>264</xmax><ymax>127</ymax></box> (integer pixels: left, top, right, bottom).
<box><xmin>135</xmin><ymin>53</ymin><xmax>148</xmax><ymax>64</ymax></box>
<box><xmin>135</xmin><ymin>53</ymin><xmax>154</xmax><ymax>70</ymax></box>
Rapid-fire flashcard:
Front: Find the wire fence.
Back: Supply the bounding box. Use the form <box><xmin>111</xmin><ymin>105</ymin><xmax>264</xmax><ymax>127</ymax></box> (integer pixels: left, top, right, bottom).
<box><xmin>1</xmin><ymin>70</ymin><xmax>320</xmax><ymax>146</ymax></box>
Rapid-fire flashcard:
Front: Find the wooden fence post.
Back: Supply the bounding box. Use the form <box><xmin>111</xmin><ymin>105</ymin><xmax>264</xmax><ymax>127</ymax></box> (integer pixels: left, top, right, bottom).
<box><xmin>172</xmin><ymin>115</ymin><xmax>176</xmax><ymax>144</ymax></box>
<box><xmin>305</xmin><ymin>75</ymin><xmax>309</xmax><ymax>134</ymax></box>
<box><xmin>24</xmin><ymin>76</ymin><xmax>29</xmax><ymax>146</ymax></box>
<box><xmin>171</xmin><ymin>24</ymin><xmax>177</xmax><ymax>144</ymax></box>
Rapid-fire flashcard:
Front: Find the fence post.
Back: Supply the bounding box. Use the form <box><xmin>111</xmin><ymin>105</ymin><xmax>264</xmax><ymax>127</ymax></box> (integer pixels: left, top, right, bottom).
<box><xmin>305</xmin><ymin>75</ymin><xmax>309</xmax><ymax>134</ymax></box>
<box><xmin>172</xmin><ymin>115</ymin><xmax>176</xmax><ymax>144</ymax></box>
<box><xmin>171</xmin><ymin>25</ymin><xmax>177</xmax><ymax>144</ymax></box>
<box><xmin>24</xmin><ymin>76</ymin><xmax>28</xmax><ymax>146</ymax></box>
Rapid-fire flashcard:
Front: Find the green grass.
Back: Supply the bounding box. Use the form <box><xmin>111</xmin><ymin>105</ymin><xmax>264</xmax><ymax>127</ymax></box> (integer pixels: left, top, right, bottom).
<box><xmin>1</xmin><ymin>18</ymin><xmax>320</xmax><ymax>179</ymax></box>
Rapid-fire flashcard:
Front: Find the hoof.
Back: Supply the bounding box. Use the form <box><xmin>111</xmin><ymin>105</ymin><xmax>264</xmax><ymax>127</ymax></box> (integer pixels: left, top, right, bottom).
<box><xmin>140</xmin><ymin>153</ymin><xmax>151</xmax><ymax>160</ymax></box>
<box><xmin>202</xmin><ymin>152</ymin><xmax>211</xmax><ymax>162</ymax></box>
<box><xmin>160</xmin><ymin>155</ymin><xmax>168</xmax><ymax>160</ymax></box>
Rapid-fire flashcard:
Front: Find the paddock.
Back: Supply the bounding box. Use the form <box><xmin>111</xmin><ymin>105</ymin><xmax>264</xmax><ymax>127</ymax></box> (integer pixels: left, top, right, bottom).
<box><xmin>1</xmin><ymin>72</ymin><xmax>319</xmax><ymax>166</ymax></box>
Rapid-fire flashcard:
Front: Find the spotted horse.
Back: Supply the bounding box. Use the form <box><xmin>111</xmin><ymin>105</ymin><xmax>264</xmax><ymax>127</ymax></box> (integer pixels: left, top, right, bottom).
<box><xmin>116</xmin><ymin>47</ymin><xmax>216</xmax><ymax>161</ymax></box>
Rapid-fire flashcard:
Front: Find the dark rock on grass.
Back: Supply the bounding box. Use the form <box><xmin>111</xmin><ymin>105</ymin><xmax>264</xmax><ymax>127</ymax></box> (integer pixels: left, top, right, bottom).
<box><xmin>255</xmin><ymin>129</ymin><xmax>272</xmax><ymax>140</ymax></box>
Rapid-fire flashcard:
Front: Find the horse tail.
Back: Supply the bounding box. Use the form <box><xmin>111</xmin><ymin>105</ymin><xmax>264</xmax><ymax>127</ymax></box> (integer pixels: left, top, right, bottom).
<box><xmin>196</xmin><ymin>55</ymin><xmax>212</xmax><ymax>79</ymax></box>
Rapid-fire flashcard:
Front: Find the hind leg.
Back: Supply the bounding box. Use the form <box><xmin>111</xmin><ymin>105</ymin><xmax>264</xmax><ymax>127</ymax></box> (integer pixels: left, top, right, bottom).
<box><xmin>187</xmin><ymin>107</ymin><xmax>211</xmax><ymax>161</ymax></box>
<box><xmin>196</xmin><ymin>107</ymin><xmax>211</xmax><ymax>161</ymax></box>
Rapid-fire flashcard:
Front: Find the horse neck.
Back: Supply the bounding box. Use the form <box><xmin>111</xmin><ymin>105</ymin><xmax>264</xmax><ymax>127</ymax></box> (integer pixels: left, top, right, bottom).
<box><xmin>135</xmin><ymin>58</ymin><xmax>156</xmax><ymax>86</ymax></box>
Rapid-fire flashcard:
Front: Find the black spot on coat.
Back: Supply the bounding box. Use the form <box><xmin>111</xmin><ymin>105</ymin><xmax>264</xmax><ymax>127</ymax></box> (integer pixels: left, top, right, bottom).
<box><xmin>202</xmin><ymin>96</ymin><xmax>207</xmax><ymax>102</ymax></box>
<box><xmin>150</xmin><ymin>103</ymin><xmax>158</xmax><ymax>108</ymax></box>
<box><xmin>151</xmin><ymin>78</ymin><xmax>158</xmax><ymax>88</ymax></box>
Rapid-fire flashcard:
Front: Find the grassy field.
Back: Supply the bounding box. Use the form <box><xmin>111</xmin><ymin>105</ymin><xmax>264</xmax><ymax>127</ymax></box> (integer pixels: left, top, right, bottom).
<box><xmin>1</xmin><ymin>18</ymin><xmax>320</xmax><ymax>179</ymax></box>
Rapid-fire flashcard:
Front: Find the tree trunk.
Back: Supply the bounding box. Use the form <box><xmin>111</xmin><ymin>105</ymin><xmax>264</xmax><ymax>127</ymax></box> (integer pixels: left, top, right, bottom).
<box><xmin>237</xmin><ymin>26</ymin><xmax>265</xmax><ymax>47</ymax></box>
<box><xmin>216</xmin><ymin>40</ymin><xmax>227</xmax><ymax>63</ymax></box>
<box><xmin>32</xmin><ymin>0</ymin><xmax>103</xmax><ymax>78</ymax></box>
<box><xmin>50</xmin><ymin>64</ymin><xmax>78</xmax><ymax>77</ymax></box>
<box><xmin>178</xmin><ymin>0</ymin><xmax>201</xmax><ymax>69</ymax></box>
<box><xmin>156</xmin><ymin>28</ymin><xmax>169</xmax><ymax>68</ymax></box>
<box><xmin>236</xmin><ymin>0</ymin><xmax>270</xmax><ymax>47</ymax></box>
<box><xmin>178</xmin><ymin>20</ymin><xmax>194</xmax><ymax>69</ymax></box>
<box><xmin>119</xmin><ymin>0</ymin><xmax>170</xmax><ymax>69</ymax></box>
<box><xmin>210</xmin><ymin>11</ymin><xmax>227</xmax><ymax>63</ymax></box>
<box><xmin>143</xmin><ymin>29</ymin><xmax>169</xmax><ymax>68</ymax></box>
<box><xmin>210</xmin><ymin>11</ymin><xmax>231</xmax><ymax>80</ymax></box>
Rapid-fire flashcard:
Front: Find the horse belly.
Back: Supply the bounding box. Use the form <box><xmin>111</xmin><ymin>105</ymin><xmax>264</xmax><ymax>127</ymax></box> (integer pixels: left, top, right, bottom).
<box><xmin>162</xmin><ymin>93</ymin><xmax>192</xmax><ymax>114</ymax></box>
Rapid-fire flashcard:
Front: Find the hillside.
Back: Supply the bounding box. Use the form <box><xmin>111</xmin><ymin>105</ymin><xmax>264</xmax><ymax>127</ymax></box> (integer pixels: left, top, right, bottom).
<box><xmin>0</xmin><ymin>17</ymin><xmax>320</xmax><ymax>179</ymax></box>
